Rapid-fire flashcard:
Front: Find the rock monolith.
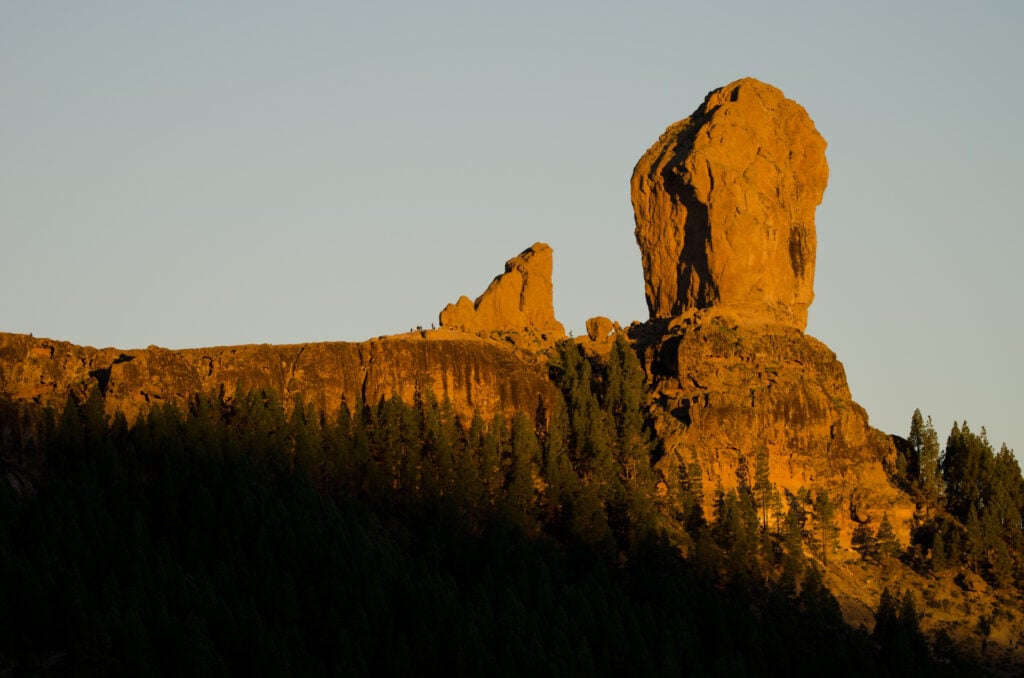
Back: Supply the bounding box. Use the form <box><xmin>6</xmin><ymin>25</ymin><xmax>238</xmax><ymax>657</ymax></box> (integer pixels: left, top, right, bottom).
<box><xmin>631</xmin><ymin>78</ymin><xmax>828</xmax><ymax>330</ymax></box>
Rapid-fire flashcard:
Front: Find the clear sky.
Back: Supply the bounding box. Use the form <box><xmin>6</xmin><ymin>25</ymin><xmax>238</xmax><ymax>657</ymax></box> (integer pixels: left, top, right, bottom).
<box><xmin>2</xmin><ymin>2</ymin><xmax>1021</xmax><ymax>457</ymax></box>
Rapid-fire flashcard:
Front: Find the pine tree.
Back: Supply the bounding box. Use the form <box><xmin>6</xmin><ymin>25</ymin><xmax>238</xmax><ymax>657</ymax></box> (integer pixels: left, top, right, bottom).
<box><xmin>288</xmin><ymin>396</ymin><xmax>322</xmax><ymax>476</ymax></box>
<box><xmin>376</xmin><ymin>396</ymin><xmax>407</xmax><ymax>496</ymax></box>
<box><xmin>350</xmin><ymin>396</ymin><xmax>381</xmax><ymax>496</ymax></box>
<box><xmin>676</xmin><ymin>455</ymin><xmax>706</xmax><ymax>535</ymax></box>
<box><xmin>435</xmin><ymin>396</ymin><xmax>461</xmax><ymax>500</ymax></box>
<box><xmin>780</xmin><ymin>502</ymin><xmax>806</xmax><ymax>592</ymax></box>
<box><xmin>965</xmin><ymin>505</ymin><xmax>986</xmax><ymax>572</ymax></box>
<box><xmin>539</xmin><ymin>398</ymin><xmax>576</xmax><ymax>530</ymax></box>
<box><xmin>874</xmin><ymin>588</ymin><xmax>930</xmax><ymax>674</ymax></box>
<box><xmin>457</xmin><ymin>412</ymin><xmax>488</xmax><ymax>519</ymax></box>
<box><xmin>813</xmin><ymin>490</ymin><xmax>839</xmax><ymax>567</ymax></box>
<box><xmin>989</xmin><ymin>538</ymin><xmax>1015</xmax><ymax>587</ymax></box>
<box><xmin>875</xmin><ymin>514</ymin><xmax>900</xmax><ymax>561</ymax></box>
<box><xmin>553</xmin><ymin>341</ymin><xmax>615</xmax><ymax>487</ymax></box>
<box><xmin>551</xmin><ymin>340</ymin><xmax>618</xmax><ymax>538</ymax></box>
<box><xmin>506</xmin><ymin>414</ymin><xmax>542</xmax><ymax>528</ymax></box>
<box><xmin>479</xmin><ymin>415</ymin><xmax>506</xmax><ymax>510</ymax></box>
<box><xmin>752</xmin><ymin>444</ymin><xmax>772</xmax><ymax>531</ymax></box>
<box><xmin>942</xmin><ymin>421</ymin><xmax>994</xmax><ymax>522</ymax></box>
<box><xmin>907</xmin><ymin>408</ymin><xmax>924</xmax><ymax>484</ymax></box>
<box><xmin>768</xmin><ymin>487</ymin><xmax>786</xmax><ymax>536</ymax></box>
<box><xmin>872</xmin><ymin>587</ymin><xmax>900</xmax><ymax>656</ymax></box>
<box><xmin>713</xmin><ymin>488</ymin><xmax>758</xmax><ymax>575</ymax></box>
<box><xmin>918</xmin><ymin>416</ymin><xmax>942</xmax><ymax>503</ymax></box>
<box><xmin>852</xmin><ymin>522</ymin><xmax>877</xmax><ymax>560</ymax></box>
<box><xmin>988</xmin><ymin>444</ymin><xmax>1024</xmax><ymax>550</ymax></box>
<box><xmin>605</xmin><ymin>334</ymin><xmax>657</xmax><ymax>539</ymax></box>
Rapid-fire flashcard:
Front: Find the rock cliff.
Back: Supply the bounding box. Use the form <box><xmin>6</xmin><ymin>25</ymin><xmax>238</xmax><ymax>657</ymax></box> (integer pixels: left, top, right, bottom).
<box><xmin>0</xmin><ymin>331</ymin><xmax>559</xmax><ymax>426</ymax></box>
<box><xmin>439</xmin><ymin>242</ymin><xmax>565</xmax><ymax>349</ymax></box>
<box><xmin>635</xmin><ymin>314</ymin><xmax>908</xmax><ymax>536</ymax></box>
<box><xmin>631</xmin><ymin>78</ymin><xmax>828</xmax><ymax>330</ymax></box>
<box><xmin>1</xmin><ymin>243</ymin><xmax>568</xmax><ymax>425</ymax></box>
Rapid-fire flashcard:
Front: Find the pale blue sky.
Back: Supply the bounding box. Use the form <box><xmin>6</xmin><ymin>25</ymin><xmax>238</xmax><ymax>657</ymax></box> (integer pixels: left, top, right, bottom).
<box><xmin>2</xmin><ymin>1</ymin><xmax>1021</xmax><ymax>456</ymax></box>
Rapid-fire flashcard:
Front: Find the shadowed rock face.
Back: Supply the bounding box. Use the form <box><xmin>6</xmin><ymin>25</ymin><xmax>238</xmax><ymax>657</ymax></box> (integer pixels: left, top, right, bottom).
<box><xmin>439</xmin><ymin>242</ymin><xmax>565</xmax><ymax>349</ymax></box>
<box><xmin>631</xmin><ymin>78</ymin><xmax>828</xmax><ymax>330</ymax></box>
<box><xmin>0</xmin><ymin>332</ymin><xmax>560</xmax><ymax>426</ymax></box>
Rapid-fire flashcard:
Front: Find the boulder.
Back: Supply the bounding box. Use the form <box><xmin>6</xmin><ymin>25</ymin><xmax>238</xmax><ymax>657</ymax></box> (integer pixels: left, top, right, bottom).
<box><xmin>585</xmin><ymin>316</ymin><xmax>616</xmax><ymax>342</ymax></box>
<box><xmin>631</xmin><ymin>78</ymin><xmax>828</xmax><ymax>330</ymax></box>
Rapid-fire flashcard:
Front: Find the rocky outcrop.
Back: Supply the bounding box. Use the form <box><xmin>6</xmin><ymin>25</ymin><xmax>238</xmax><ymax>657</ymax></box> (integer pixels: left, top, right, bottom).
<box><xmin>635</xmin><ymin>313</ymin><xmax>910</xmax><ymax>538</ymax></box>
<box><xmin>439</xmin><ymin>243</ymin><xmax>565</xmax><ymax>349</ymax></box>
<box><xmin>585</xmin><ymin>316</ymin><xmax>617</xmax><ymax>343</ymax></box>
<box><xmin>631</xmin><ymin>80</ymin><xmax>909</xmax><ymax>540</ymax></box>
<box><xmin>0</xmin><ymin>245</ymin><xmax>568</xmax><ymax>424</ymax></box>
<box><xmin>0</xmin><ymin>332</ymin><xmax>560</xmax><ymax>426</ymax></box>
<box><xmin>631</xmin><ymin>78</ymin><xmax>828</xmax><ymax>330</ymax></box>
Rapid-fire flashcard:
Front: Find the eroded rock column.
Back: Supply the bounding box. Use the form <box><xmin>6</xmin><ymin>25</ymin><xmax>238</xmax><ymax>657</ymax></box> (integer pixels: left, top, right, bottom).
<box><xmin>631</xmin><ymin>78</ymin><xmax>828</xmax><ymax>330</ymax></box>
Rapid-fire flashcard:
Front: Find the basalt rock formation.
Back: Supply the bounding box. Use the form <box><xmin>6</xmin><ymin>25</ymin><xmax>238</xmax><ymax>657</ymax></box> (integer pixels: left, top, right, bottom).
<box><xmin>631</xmin><ymin>77</ymin><xmax>828</xmax><ymax>330</ymax></box>
<box><xmin>439</xmin><ymin>242</ymin><xmax>565</xmax><ymax>349</ymax></box>
<box><xmin>631</xmin><ymin>79</ymin><xmax>908</xmax><ymax>536</ymax></box>
<box><xmin>0</xmin><ymin>331</ymin><xmax>560</xmax><ymax>427</ymax></box>
<box><xmin>635</xmin><ymin>314</ymin><xmax>906</xmax><ymax>536</ymax></box>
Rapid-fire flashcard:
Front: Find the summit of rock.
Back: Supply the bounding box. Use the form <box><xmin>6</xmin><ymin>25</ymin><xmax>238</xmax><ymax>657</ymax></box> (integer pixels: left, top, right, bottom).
<box><xmin>631</xmin><ymin>77</ymin><xmax>828</xmax><ymax>330</ymax></box>
<box><xmin>439</xmin><ymin>242</ymin><xmax>565</xmax><ymax>349</ymax></box>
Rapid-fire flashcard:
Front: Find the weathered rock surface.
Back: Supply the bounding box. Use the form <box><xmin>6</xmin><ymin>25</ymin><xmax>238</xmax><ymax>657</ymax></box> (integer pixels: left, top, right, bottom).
<box><xmin>632</xmin><ymin>80</ymin><xmax>909</xmax><ymax>540</ymax></box>
<box><xmin>631</xmin><ymin>78</ymin><xmax>828</xmax><ymax>330</ymax></box>
<box><xmin>585</xmin><ymin>316</ymin><xmax>616</xmax><ymax>343</ymax></box>
<box><xmin>439</xmin><ymin>243</ymin><xmax>565</xmax><ymax>349</ymax></box>
<box><xmin>0</xmin><ymin>332</ymin><xmax>560</xmax><ymax>426</ymax></box>
<box><xmin>635</xmin><ymin>313</ymin><xmax>911</xmax><ymax>540</ymax></box>
<box><xmin>0</xmin><ymin>244</ymin><xmax>568</xmax><ymax>433</ymax></box>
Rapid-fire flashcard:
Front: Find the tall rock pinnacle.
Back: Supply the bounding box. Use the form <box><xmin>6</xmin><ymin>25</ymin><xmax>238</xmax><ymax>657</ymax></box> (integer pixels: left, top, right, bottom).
<box><xmin>631</xmin><ymin>78</ymin><xmax>829</xmax><ymax>330</ymax></box>
<box><xmin>439</xmin><ymin>242</ymin><xmax>565</xmax><ymax>348</ymax></box>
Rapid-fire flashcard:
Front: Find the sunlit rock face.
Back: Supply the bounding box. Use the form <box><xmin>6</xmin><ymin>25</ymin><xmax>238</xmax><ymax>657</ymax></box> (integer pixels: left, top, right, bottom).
<box><xmin>635</xmin><ymin>315</ymin><xmax>906</xmax><ymax>533</ymax></box>
<box><xmin>439</xmin><ymin>242</ymin><xmax>565</xmax><ymax>349</ymax></box>
<box><xmin>0</xmin><ymin>245</ymin><xmax>571</xmax><ymax>428</ymax></box>
<box><xmin>0</xmin><ymin>332</ymin><xmax>561</xmax><ymax>426</ymax></box>
<box><xmin>631</xmin><ymin>78</ymin><xmax>828</xmax><ymax>330</ymax></box>
<box><xmin>631</xmin><ymin>78</ymin><xmax>910</xmax><ymax>541</ymax></box>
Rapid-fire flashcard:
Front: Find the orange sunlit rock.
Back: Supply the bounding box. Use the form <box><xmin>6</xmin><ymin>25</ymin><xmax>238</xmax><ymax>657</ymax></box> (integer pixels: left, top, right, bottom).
<box><xmin>439</xmin><ymin>242</ymin><xmax>565</xmax><ymax>348</ymax></box>
<box><xmin>631</xmin><ymin>78</ymin><xmax>828</xmax><ymax>330</ymax></box>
